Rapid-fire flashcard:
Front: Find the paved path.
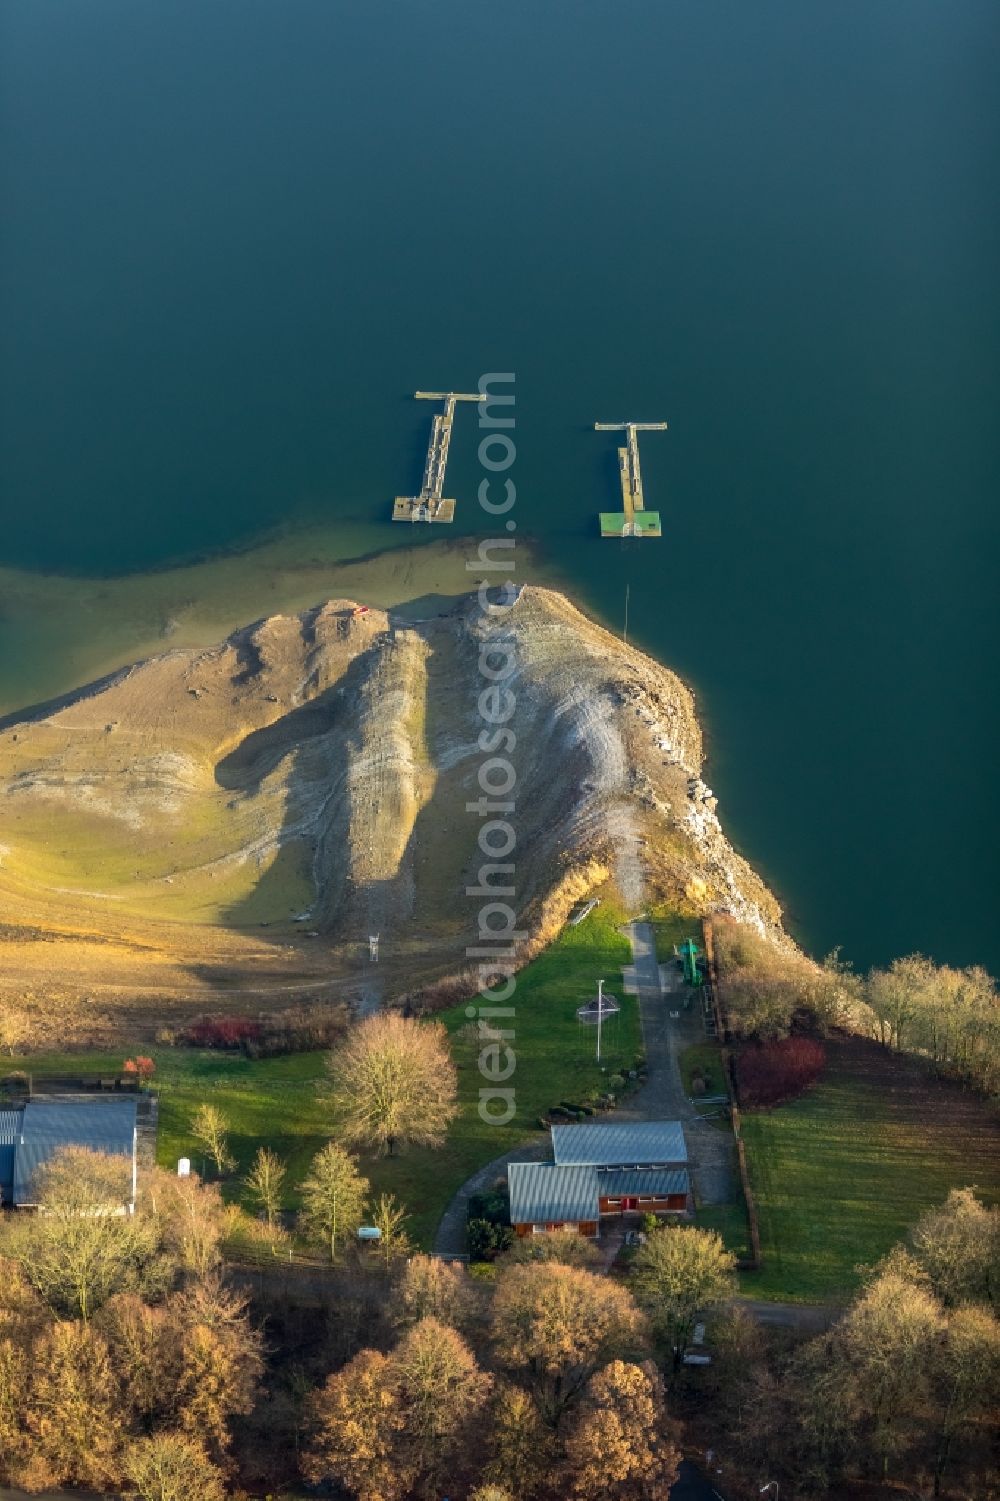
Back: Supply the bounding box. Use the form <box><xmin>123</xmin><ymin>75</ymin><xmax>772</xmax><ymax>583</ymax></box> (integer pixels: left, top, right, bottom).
<box><xmin>733</xmin><ymin>1296</ymin><xmax>840</xmax><ymax>1333</ymax></box>
<box><xmin>619</xmin><ymin>922</ymin><xmax>736</xmax><ymax>1209</ymax></box>
<box><xmin>670</xmin><ymin>1460</ymin><xmax>729</xmax><ymax>1501</ymax></box>
<box><xmin>433</xmin><ymin>1135</ymin><xmax>550</xmax><ymax>1256</ymax></box>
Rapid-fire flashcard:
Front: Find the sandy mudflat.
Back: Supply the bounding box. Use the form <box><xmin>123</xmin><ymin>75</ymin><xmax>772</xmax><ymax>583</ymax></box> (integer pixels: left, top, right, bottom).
<box><xmin>0</xmin><ymin>522</ymin><xmax>556</xmax><ymax>718</ymax></box>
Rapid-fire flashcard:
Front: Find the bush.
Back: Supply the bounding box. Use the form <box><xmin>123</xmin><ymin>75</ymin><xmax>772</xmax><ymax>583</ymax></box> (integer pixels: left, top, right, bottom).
<box><xmin>181</xmin><ymin>1016</ymin><xmax>262</xmax><ymax>1050</ymax></box>
<box><xmin>179</xmin><ymin>1004</ymin><xmax>347</xmax><ymax>1055</ymax></box>
<box><xmin>737</xmin><ymin>1036</ymin><xmax>826</xmax><ymax>1108</ymax></box>
<box><xmin>468</xmin><ymin>1188</ymin><xmax>510</xmax><ymax>1226</ymax></box>
<box><xmin>468</xmin><ymin>1218</ymin><xmax>514</xmax><ymax>1262</ymax></box>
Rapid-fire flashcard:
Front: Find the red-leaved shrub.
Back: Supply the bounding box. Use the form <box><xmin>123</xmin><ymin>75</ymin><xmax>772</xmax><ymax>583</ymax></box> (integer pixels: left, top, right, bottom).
<box><xmin>182</xmin><ymin>1016</ymin><xmax>262</xmax><ymax>1050</ymax></box>
<box><xmin>123</xmin><ymin>1056</ymin><xmax>156</xmax><ymax>1080</ymax></box>
<box><xmin>737</xmin><ymin>1036</ymin><xmax>826</xmax><ymax>1108</ymax></box>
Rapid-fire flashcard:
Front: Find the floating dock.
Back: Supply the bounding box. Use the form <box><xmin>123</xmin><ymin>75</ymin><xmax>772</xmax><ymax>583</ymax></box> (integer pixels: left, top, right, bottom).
<box><xmin>393</xmin><ymin>390</ymin><xmax>484</xmax><ymax>523</ymax></box>
<box><xmin>594</xmin><ymin>420</ymin><xmax>667</xmax><ymax>537</ymax></box>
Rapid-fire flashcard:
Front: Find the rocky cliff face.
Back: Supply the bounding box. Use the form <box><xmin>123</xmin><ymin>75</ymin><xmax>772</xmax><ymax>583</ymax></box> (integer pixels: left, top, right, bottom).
<box><xmin>0</xmin><ymin>587</ymin><xmax>784</xmax><ymax>1022</ymax></box>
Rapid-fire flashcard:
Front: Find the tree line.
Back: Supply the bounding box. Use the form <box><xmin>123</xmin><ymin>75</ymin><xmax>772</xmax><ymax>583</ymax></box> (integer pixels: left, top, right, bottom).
<box><xmin>2</xmin><ymin>1144</ymin><xmax>995</xmax><ymax>1496</ymax></box>
<box><xmin>705</xmin><ymin>1188</ymin><xmax>1000</xmax><ymax>1496</ymax></box>
<box><xmin>0</xmin><ymin>1133</ymin><xmax>742</xmax><ymax>1500</ymax></box>
<box><xmin>0</xmin><ymin>1148</ymin><xmax>258</xmax><ymax>1497</ymax></box>
<box><xmin>715</xmin><ymin>923</ymin><xmax>1000</xmax><ymax>1097</ymax></box>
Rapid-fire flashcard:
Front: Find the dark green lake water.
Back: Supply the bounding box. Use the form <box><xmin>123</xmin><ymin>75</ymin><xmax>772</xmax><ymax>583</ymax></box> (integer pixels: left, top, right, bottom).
<box><xmin>1</xmin><ymin>1</ymin><xmax>998</xmax><ymax>974</ymax></box>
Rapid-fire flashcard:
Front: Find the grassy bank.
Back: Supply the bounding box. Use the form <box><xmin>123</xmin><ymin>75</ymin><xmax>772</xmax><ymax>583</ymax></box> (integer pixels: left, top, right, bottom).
<box><xmin>10</xmin><ymin>905</ymin><xmax>638</xmax><ymax>1248</ymax></box>
<box><xmin>740</xmin><ymin>1035</ymin><xmax>1000</xmax><ymax>1301</ymax></box>
<box><xmin>361</xmin><ymin>902</ymin><xmax>639</xmax><ymax>1244</ymax></box>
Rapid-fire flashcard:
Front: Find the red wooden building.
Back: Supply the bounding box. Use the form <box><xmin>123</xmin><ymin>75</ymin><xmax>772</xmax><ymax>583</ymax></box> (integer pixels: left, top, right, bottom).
<box><xmin>508</xmin><ymin>1120</ymin><xmax>689</xmax><ymax>1237</ymax></box>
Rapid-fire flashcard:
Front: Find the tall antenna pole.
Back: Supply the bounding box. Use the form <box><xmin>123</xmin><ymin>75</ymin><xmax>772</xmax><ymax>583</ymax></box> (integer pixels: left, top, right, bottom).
<box><xmin>596</xmin><ymin>978</ymin><xmax>604</xmax><ymax>1063</ymax></box>
<box><xmin>623</xmin><ymin>584</ymin><xmax>630</xmax><ymax>647</ymax></box>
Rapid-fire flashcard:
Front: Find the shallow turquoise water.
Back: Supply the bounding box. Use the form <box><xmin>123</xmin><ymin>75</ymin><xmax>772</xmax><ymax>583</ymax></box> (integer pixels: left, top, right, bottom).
<box><xmin>1</xmin><ymin>0</ymin><xmax>997</xmax><ymax>973</ymax></box>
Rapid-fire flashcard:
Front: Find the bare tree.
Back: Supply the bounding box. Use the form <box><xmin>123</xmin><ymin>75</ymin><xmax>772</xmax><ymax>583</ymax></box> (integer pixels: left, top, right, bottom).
<box><xmin>123</xmin><ymin>1431</ymin><xmax>227</xmax><ymax>1501</ymax></box>
<box><xmin>492</xmin><ymin>1262</ymin><xmax>647</xmax><ymax>1427</ymax></box>
<box><xmin>190</xmin><ymin>1103</ymin><xmax>234</xmax><ymax>1178</ymax></box>
<box><xmin>396</xmin><ymin>1253</ymin><xmax>474</xmax><ymax>1331</ymax></box>
<box><xmin>298</xmin><ymin>1143</ymin><xmax>369</xmax><ymax>1262</ymax></box>
<box><xmin>483</xmin><ymin>1382</ymin><xmax>554</xmax><ymax>1499</ymax></box>
<box><xmin>561</xmin><ymin>1359</ymin><xmax>680</xmax><ymax>1500</ymax></box>
<box><xmin>929</xmin><ymin>1303</ymin><xmax>1000</xmax><ymax>1495</ymax></box>
<box><xmin>371</xmin><ymin>1192</ymin><xmax>412</xmax><ymax>1271</ymax></box>
<box><xmin>394</xmin><ymin>1316</ymin><xmax>492</xmax><ymax>1493</ymax></box>
<box><xmin>2</xmin><ymin>1147</ymin><xmax>162</xmax><ymax>1321</ymax></box>
<box><xmin>910</xmin><ymin>1188</ymin><xmax>1000</xmax><ymax>1310</ymax></box>
<box><xmin>139</xmin><ymin>1164</ymin><xmax>227</xmax><ymax>1279</ymax></box>
<box><xmin>326</xmin><ymin>1013</ymin><xmax>458</xmax><ymax>1155</ymax></box>
<box><xmin>631</xmin><ymin>1227</ymin><xmax>736</xmax><ymax>1370</ymax></box>
<box><xmin>23</xmin><ymin>1320</ymin><xmax>122</xmax><ymax>1491</ymax></box>
<box><xmin>304</xmin><ymin>1348</ymin><xmax>409</xmax><ymax>1501</ymax></box>
<box><xmin>244</xmin><ymin>1146</ymin><xmax>286</xmax><ymax>1232</ymax></box>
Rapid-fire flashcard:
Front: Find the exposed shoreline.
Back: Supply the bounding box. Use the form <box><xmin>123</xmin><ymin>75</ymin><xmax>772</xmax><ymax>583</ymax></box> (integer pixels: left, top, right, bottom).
<box><xmin>0</xmin><ymin>525</ymin><xmax>562</xmax><ymax>718</ymax></box>
<box><xmin>0</xmin><ymin>581</ymin><xmax>786</xmax><ymax>1040</ymax></box>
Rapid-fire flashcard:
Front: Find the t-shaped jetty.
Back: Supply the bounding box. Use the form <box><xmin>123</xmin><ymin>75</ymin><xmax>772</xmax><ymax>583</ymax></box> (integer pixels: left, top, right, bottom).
<box><xmin>393</xmin><ymin>390</ymin><xmax>485</xmax><ymax>523</ymax></box>
<box><xmin>594</xmin><ymin>420</ymin><xmax>668</xmax><ymax>537</ymax></box>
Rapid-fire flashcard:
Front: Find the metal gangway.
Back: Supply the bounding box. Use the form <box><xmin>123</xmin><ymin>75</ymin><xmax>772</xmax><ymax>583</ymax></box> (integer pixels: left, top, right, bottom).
<box><xmin>594</xmin><ymin>419</ymin><xmax>668</xmax><ymax>537</ymax></box>
<box><xmin>393</xmin><ymin>390</ymin><xmax>486</xmax><ymax>523</ymax></box>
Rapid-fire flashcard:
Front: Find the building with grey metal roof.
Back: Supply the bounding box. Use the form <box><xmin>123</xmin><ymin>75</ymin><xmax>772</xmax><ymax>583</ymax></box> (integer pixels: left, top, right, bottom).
<box><xmin>598</xmin><ymin>1167</ymin><xmax>689</xmax><ymax>1198</ymax></box>
<box><xmin>508</xmin><ymin>1162</ymin><xmax>600</xmax><ymax>1229</ymax></box>
<box><xmin>0</xmin><ymin>1097</ymin><xmax>138</xmax><ymax>1208</ymax></box>
<box><xmin>508</xmin><ymin>1121</ymin><xmax>691</xmax><ymax>1236</ymax></box>
<box><xmin>551</xmin><ymin>1120</ymin><xmax>687</xmax><ymax>1168</ymax></box>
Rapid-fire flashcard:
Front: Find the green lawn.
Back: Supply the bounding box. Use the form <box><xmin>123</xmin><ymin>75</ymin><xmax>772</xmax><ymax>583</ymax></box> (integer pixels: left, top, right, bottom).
<box><xmin>10</xmin><ymin>905</ymin><xmax>639</xmax><ymax>1249</ymax></box>
<box><xmin>696</xmin><ymin>1200</ymin><xmax>751</xmax><ymax>1262</ymax></box>
<box><xmin>677</xmin><ymin>1040</ymin><xmax>731</xmax><ymax>1129</ymax></box>
<box><xmin>364</xmin><ymin>902</ymin><xmax>639</xmax><ymax>1244</ymax></box>
<box><xmin>739</xmin><ymin>1036</ymin><xmax>1000</xmax><ymax>1302</ymax></box>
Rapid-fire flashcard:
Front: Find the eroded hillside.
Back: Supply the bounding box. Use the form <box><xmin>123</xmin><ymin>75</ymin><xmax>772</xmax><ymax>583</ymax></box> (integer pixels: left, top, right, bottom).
<box><xmin>0</xmin><ymin>587</ymin><xmax>783</xmax><ymax>1037</ymax></box>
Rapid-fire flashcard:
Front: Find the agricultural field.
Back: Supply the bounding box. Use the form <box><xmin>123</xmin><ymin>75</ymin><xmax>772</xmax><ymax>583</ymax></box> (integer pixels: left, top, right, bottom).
<box><xmin>740</xmin><ymin>1035</ymin><xmax>1000</xmax><ymax>1301</ymax></box>
<box><xmin>9</xmin><ymin>904</ymin><xmax>640</xmax><ymax>1249</ymax></box>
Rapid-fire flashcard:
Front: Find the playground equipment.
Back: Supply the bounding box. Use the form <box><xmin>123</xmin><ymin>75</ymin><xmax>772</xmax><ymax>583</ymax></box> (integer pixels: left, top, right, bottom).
<box><xmin>675</xmin><ymin>937</ymin><xmax>705</xmax><ymax>987</ymax></box>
